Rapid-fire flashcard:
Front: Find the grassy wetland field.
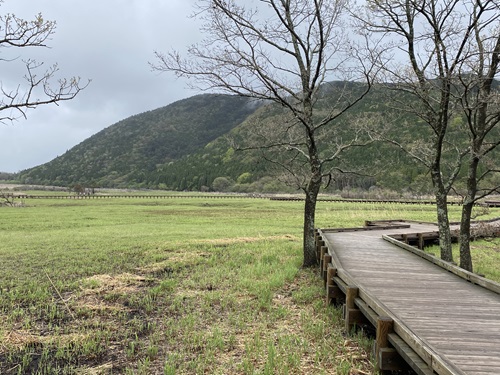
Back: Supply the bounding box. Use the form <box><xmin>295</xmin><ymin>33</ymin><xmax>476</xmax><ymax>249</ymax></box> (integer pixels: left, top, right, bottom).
<box><xmin>0</xmin><ymin>194</ymin><xmax>499</xmax><ymax>374</ymax></box>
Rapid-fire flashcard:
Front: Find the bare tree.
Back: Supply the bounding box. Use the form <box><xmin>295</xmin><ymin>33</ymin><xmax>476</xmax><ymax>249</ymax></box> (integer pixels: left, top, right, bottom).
<box><xmin>454</xmin><ymin>4</ymin><xmax>500</xmax><ymax>271</ymax></box>
<box><xmin>0</xmin><ymin>2</ymin><xmax>88</xmax><ymax>124</ymax></box>
<box><xmin>0</xmin><ymin>191</ymin><xmax>15</xmax><ymax>206</ymax></box>
<box><xmin>357</xmin><ymin>0</ymin><xmax>500</xmax><ymax>267</ymax></box>
<box><xmin>151</xmin><ymin>0</ymin><xmax>374</xmax><ymax>266</ymax></box>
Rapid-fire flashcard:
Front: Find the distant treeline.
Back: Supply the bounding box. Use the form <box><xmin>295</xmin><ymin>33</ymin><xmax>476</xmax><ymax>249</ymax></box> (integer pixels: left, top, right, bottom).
<box><xmin>0</xmin><ymin>172</ymin><xmax>16</xmax><ymax>181</ymax></box>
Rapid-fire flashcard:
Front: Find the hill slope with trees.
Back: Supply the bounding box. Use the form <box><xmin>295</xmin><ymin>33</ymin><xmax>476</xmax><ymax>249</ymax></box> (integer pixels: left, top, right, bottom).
<box><xmin>18</xmin><ymin>82</ymin><xmax>495</xmax><ymax>196</ymax></box>
<box><xmin>19</xmin><ymin>94</ymin><xmax>262</xmax><ymax>187</ymax></box>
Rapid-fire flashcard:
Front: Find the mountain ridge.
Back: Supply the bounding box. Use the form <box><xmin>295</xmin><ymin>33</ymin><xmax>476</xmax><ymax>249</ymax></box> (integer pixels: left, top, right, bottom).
<box><xmin>20</xmin><ymin>94</ymin><xmax>262</xmax><ymax>187</ymax></box>
<box><xmin>19</xmin><ymin>81</ymin><xmax>496</xmax><ymax>195</ymax></box>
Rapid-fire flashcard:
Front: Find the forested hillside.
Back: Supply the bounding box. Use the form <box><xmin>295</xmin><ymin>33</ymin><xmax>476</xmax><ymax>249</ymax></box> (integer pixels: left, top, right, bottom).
<box><xmin>19</xmin><ymin>94</ymin><xmax>262</xmax><ymax>188</ymax></box>
<box><xmin>148</xmin><ymin>82</ymin><xmax>431</xmax><ymax>194</ymax></box>
<box><xmin>18</xmin><ymin>81</ymin><xmax>495</xmax><ymax>195</ymax></box>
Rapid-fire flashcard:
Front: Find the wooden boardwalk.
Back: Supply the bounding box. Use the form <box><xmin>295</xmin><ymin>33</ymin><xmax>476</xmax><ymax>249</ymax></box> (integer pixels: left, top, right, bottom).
<box><xmin>317</xmin><ymin>221</ymin><xmax>500</xmax><ymax>375</ymax></box>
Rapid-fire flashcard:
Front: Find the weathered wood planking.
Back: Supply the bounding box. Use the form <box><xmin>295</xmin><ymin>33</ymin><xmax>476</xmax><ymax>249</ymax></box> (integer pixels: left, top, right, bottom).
<box><xmin>321</xmin><ymin>222</ymin><xmax>500</xmax><ymax>375</ymax></box>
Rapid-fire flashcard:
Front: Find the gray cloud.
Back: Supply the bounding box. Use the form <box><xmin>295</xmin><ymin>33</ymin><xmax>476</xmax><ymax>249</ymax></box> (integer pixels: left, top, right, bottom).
<box><xmin>0</xmin><ymin>0</ymin><xmax>202</xmax><ymax>172</ymax></box>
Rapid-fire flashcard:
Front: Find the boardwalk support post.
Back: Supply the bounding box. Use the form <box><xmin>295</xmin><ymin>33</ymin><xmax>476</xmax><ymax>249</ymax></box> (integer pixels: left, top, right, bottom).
<box><xmin>418</xmin><ymin>233</ymin><xmax>423</xmax><ymax>250</ymax></box>
<box><xmin>316</xmin><ymin>238</ymin><xmax>325</xmax><ymax>263</ymax></box>
<box><xmin>326</xmin><ymin>266</ymin><xmax>341</xmax><ymax>305</ymax></box>
<box><xmin>319</xmin><ymin>245</ymin><xmax>327</xmax><ymax>274</ymax></box>
<box><xmin>374</xmin><ymin>317</ymin><xmax>405</xmax><ymax>372</ymax></box>
<box><xmin>344</xmin><ymin>286</ymin><xmax>362</xmax><ymax>332</ymax></box>
<box><xmin>323</xmin><ymin>253</ymin><xmax>332</xmax><ymax>285</ymax></box>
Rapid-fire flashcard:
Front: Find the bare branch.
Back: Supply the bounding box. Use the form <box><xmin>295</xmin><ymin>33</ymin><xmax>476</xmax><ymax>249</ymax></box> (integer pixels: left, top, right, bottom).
<box><xmin>0</xmin><ymin>6</ymin><xmax>89</xmax><ymax>124</ymax></box>
<box><xmin>0</xmin><ymin>60</ymin><xmax>89</xmax><ymax>123</ymax></box>
<box><xmin>0</xmin><ymin>12</ymin><xmax>55</xmax><ymax>48</ymax></box>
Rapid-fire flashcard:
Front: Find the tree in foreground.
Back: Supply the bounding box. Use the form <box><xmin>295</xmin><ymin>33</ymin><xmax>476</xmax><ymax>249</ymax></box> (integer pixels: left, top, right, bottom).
<box><xmin>455</xmin><ymin>5</ymin><xmax>500</xmax><ymax>271</ymax></box>
<box><xmin>358</xmin><ymin>0</ymin><xmax>500</xmax><ymax>269</ymax></box>
<box><xmin>0</xmin><ymin>1</ymin><xmax>88</xmax><ymax>124</ymax></box>
<box><xmin>152</xmin><ymin>0</ymin><xmax>374</xmax><ymax>267</ymax></box>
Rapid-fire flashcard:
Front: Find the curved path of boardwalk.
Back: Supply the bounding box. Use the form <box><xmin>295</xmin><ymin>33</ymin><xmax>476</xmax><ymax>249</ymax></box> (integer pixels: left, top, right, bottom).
<box><xmin>318</xmin><ymin>221</ymin><xmax>500</xmax><ymax>375</ymax></box>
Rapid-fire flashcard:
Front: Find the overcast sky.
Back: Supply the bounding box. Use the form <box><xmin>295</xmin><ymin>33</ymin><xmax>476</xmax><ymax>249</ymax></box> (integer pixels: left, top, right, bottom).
<box><xmin>0</xmin><ymin>0</ymin><xmax>203</xmax><ymax>173</ymax></box>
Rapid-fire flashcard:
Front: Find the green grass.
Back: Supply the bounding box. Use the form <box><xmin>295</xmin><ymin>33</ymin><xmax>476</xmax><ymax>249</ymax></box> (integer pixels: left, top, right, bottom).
<box><xmin>426</xmin><ymin>238</ymin><xmax>500</xmax><ymax>282</ymax></box>
<box><xmin>0</xmin><ymin>196</ymin><xmax>498</xmax><ymax>374</ymax></box>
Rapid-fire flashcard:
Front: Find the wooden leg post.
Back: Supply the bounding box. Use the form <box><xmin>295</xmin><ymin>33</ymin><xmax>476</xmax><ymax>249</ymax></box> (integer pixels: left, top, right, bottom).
<box><xmin>315</xmin><ymin>233</ymin><xmax>322</xmax><ymax>246</ymax></box>
<box><xmin>375</xmin><ymin>317</ymin><xmax>392</xmax><ymax>366</ymax></box>
<box><xmin>418</xmin><ymin>233</ymin><xmax>424</xmax><ymax>250</ymax></box>
<box><xmin>319</xmin><ymin>246</ymin><xmax>327</xmax><ymax>276</ymax></box>
<box><xmin>375</xmin><ymin>317</ymin><xmax>405</xmax><ymax>372</ymax></box>
<box><xmin>323</xmin><ymin>253</ymin><xmax>332</xmax><ymax>285</ymax></box>
<box><xmin>402</xmin><ymin>234</ymin><xmax>408</xmax><ymax>244</ymax></box>
<box><xmin>344</xmin><ymin>286</ymin><xmax>361</xmax><ymax>333</ymax></box>
<box><xmin>326</xmin><ymin>266</ymin><xmax>340</xmax><ymax>305</ymax></box>
<box><xmin>316</xmin><ymin>239</ymin><xmax>324</xmax><ymax>262</ymax></box>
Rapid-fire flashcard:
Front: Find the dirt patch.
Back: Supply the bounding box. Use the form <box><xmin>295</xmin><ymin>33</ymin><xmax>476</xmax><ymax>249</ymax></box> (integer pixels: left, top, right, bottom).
<box><xmin>81</xmin><ymin>273</ymin><xmax>148</xmax><ymax>294</ymax></box>
<box><xmin>1</xmin><ymin>330</ymin><xmax>88</xmax><ymax>351</ymax></box>
<box><xmin>75</xmin><ymin>273</ymin><xmax>151</xmax><ymax>313</ymax></box>
<box><xmin>1</xmin><ymin>330</ymin><xmax>41</xmax><ymax>350</ymax></box>
<box><xmin>0</xmin><ymin>273</ymin><xmax>152</xmax><ymax>356</ymax></box>
<box><xmin>137</xmin><ymin>251</ymin><xmax>210</xmax><ymax>274</ymax></box>
<box><xmin>74</xmin><ymin>363</ymin><xmax>113</xmax><ymax>375</ymax></box>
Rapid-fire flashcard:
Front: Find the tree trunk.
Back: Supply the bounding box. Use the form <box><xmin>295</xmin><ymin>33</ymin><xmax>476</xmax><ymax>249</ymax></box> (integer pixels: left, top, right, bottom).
<box><xmin>302</xmin><ymin>174</ymin><xmax>322</xmax><ymax>268</ymax></box>
<box><xmin>428</xmin><ymin>135</ymin><xmax>454</xmax><ymax>262</ymax></box>
<box><xmin>459</xmin><ymin>156</ymin><xmax>479</xmax><ymax>272</ymax></box>
<box><xmin>434</xmin><ymin>180</ymin><xmax>453</xmax><ymax>262</ymax></box>
<box><xmin>459</xmin><ymin>201</ymin><xmax>474</xmax><ymax>272</ymax></box>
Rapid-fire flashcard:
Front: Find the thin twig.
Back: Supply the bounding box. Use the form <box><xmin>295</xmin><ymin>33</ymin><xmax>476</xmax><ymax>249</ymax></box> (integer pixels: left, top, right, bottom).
<box><xmin>44</xmin><ymin>270</ymin><xmax>76</xmax><ymax>320</ymax></box>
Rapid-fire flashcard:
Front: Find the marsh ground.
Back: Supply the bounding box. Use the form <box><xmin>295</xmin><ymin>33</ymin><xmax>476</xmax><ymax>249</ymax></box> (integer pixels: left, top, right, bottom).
<box><xmin>0</xmin><ymin>194</ymin><xmax>498</xmax><ymax>374</ymax></box>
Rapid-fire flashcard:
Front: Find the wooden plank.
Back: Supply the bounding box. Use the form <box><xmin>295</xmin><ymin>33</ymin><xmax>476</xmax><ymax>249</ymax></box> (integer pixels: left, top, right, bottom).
<box><xmin>354</xmin><ymin>298</ymin><xmax>379</xmax><ymax>327</ymax></box>
<box><xmin>354</xmin><ymin>283</ymin><xmax>466</xmax><ymax>375</ymax></box>
<box><xmin>323</xmin><ymin>253</ymin><xmax>331</xmax><ymax>284</ymax></box>
<box><xmin>382</xmin><ymin>234</ymin><xmax>500</xmax><ymax>295</ymax></box>
<box><xmin>446</xmin><ymin>358</ymin><xmax>500</xmax><ymax>365</ymax></box>
<box><xmin>419</xmin><ymin>337</ymin><xmax>500</xmax><ymax>347</ymax></box>
<box><xmin>333</xmin><ymin>276</ymin><xmax>347</xmax><ymax>294</ymax></box>
<box><xmin>321</xmin><ymin>224</ymin><xmax>412</xmax><ymax>233</ymax></box>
